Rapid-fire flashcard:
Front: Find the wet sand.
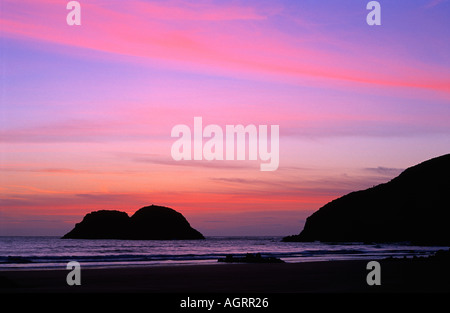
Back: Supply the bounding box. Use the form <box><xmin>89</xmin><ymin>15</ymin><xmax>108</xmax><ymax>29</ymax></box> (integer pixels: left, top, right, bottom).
<box><xmin>1</xmin><ymin>258</ymin><xmax>449</xmax><ymax>294</ymax></box>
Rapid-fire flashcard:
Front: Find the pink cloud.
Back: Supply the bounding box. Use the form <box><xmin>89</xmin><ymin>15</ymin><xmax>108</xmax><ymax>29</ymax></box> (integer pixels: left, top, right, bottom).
<box><xmin>1</xmin><ymin>0</ymin><xmax>448</xmax><ymax>97</ymax></box>
<box><xmin>130</xmin><ymin>1</ymin><xmax>268</xmax><ymax>21</ymax></box>
<box><xmin>425</xmin><ymin>0</ymin><xmax>447</xmax><ymax>8</ymax></box>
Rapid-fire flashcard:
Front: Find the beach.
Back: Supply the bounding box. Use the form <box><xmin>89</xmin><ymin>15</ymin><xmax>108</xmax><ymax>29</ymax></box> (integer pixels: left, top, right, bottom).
<box><xmin>1</xmin><ymin>258</ymin><xmax>449</xmax><ymax>293</ymax></box>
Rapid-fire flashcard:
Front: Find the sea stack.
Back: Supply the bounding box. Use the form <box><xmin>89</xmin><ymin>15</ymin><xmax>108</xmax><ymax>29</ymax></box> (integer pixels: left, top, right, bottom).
<box><xmin>283</xmin><ymin>154</ymin><xmax>450</xmax><ymax>245</ymax></box>
<box><xmin>62</xmin><ymin>205</ymin><xmax>205</xmax><ymax>240</ymax></box>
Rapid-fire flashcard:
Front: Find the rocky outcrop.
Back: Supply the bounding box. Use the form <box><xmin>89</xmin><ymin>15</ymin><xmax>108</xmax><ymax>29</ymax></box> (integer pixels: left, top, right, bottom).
<box><xmin>62</xmin><ymin>210</ymin><xmax>129</xmax><ymax>239</ymax></box>
<box><xmin>127</xmin><ymin>205</ymin><xmax>204</xmax><ymax>240</ymax></box>
<box><xmin>283</xmin><ymin>154</ymin><xmax>450</xmax><ymax>245</ymax></box>
<box><xmin>62</xmin><ymin>205</ymin><xmax>205</xmax><ymax>240</ymax></box>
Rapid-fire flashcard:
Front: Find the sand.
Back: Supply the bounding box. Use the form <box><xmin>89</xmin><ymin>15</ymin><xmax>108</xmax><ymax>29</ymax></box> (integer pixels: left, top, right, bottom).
<box><xmin>1</xmin><ymin>258</ymin><xmax>449</xmax><ymax>294</ymax></box>
<box><xmin>2</xmin><ymin>259</ymin><xmax>448</xmax><ymax>311</ymax></box>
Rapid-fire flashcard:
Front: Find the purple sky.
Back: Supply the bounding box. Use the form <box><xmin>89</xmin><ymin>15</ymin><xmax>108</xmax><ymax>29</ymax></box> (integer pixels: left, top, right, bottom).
<box><xmin>1</xmin><ymin>0</ymin><xmax>449</xmax><ymax>236</ymax></box>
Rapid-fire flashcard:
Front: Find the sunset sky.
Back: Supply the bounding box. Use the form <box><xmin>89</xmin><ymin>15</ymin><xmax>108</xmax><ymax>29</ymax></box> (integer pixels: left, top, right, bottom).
<box><xmin>1</xmin><ymin>0</ymin><xmax>449</xmax><ymax>236</ymax></box>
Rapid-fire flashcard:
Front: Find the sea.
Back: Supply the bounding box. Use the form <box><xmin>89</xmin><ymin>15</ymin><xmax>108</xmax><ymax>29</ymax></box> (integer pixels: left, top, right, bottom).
<box><xmin>0</xmin><ymin>236</ymin><xmax>448</xmax><ymax>270</ymax></box>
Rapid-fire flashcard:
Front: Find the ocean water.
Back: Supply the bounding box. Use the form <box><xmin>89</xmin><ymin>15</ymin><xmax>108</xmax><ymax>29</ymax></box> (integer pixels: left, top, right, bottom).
<box><xmin>0</xmin><ymin>236</ymin><xmax>447</xmax><ymax>270</ymax></box>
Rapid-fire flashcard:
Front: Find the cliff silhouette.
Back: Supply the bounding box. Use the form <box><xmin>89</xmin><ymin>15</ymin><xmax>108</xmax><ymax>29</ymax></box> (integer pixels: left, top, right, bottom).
<box><xmin>283</xmin><ymin>154</ymin><xmax>450</xmax><ymax>245</ymax></box>
<box><xmin>62</xmin><ymin>205</ymin><xmax>205</xmax><ymax>240</ymax></box>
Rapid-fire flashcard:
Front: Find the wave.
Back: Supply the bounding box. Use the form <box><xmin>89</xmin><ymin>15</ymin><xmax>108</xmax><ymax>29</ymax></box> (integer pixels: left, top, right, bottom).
<box><xmin>1</xmin><ymin>236</ymin><xmax>445</xmax><ymax>269</ymax></box>
<box><xmin>0</xmin><ymin>249</ymin><xmax>392</xmax><ymax>266</ymax></box>
<box><xmin>0</xmin><ymin>252</ymin><xmax>242</xmax><ymax>266</ymax></box>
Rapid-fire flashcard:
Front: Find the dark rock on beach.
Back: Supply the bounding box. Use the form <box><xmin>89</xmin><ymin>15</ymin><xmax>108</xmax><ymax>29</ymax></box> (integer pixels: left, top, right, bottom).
<box><xmin>62</xmin><ymin>205</ymin><xmax>205</xmax><ymax>240</ymax></box>
<box><xmin>218</xmin><ymin>253</ymin><xmax>285</xmax><ymax>263</ymax></box>
<box><xmin>283</xmin><ymin>154</ymin><xmax>450</xmax><ymax>245</ymax></box>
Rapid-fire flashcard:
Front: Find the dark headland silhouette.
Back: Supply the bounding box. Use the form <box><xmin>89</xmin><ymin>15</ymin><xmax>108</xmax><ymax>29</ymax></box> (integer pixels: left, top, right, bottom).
<box><xmin>62</xmin><ymin>205</ymin><xmax>205</xmax><ymax>240</ymax></box>
<box><xmin>283</xmin><ymin>154</ymin><xmax>450</xmax><ymax>245</ymax></box>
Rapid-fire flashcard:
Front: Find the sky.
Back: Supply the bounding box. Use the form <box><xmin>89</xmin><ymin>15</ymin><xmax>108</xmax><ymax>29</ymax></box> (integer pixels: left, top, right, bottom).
<box><xmin>1</xmin><ymin>0</ymin><xmax>449</xmax><ymax>236</ymax></box>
